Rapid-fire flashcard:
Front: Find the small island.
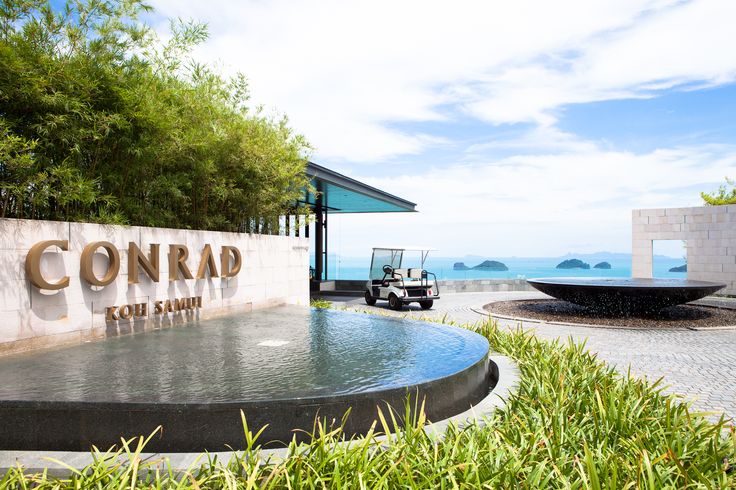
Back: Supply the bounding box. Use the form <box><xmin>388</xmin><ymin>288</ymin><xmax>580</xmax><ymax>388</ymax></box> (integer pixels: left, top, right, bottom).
<box><xmin>593</xmin><ymin>261</ymin><xmax>611</xmax><ymax>270</ymax></box>
<box><xmin>454</xmin><ymin>260</ymin><xmax>509</xmax><ymax>271</ymax></box>
<box><xmin>472</xmin><ymin>260</ymin><xmax>508</xmax><ymax>271</ymax></box>
<box><xmin>669</xmin><ymin>264</ymin><xmax>687</xmax><ymax>272</ymax></box>
<box><xmin>556</xmin><ymin>259</ymin><xmax>590</xmax><ymax>270</ymax></box>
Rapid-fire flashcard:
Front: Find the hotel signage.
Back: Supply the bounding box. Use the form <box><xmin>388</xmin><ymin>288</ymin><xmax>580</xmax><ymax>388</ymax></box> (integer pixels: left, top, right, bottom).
<box><xmin>105</xmin><ymin>296</ymin><xmax>203</xmax><ymax>321</ymax></box>
<box><xmin>25</xmin><ymin>241</ymin><xmax>242</xmax><ymax>290</ymax></box>
<box><xmin>24</xmin><ymin>241</ymin><xmax>242</xmax><ymax>321</ymax></box>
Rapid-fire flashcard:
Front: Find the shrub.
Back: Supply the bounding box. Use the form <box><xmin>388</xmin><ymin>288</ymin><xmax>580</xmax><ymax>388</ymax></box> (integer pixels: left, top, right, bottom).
<box><xmin>0</xmin><ymin>0</ymin><xmax>310</xmax><ymax>230</ymax></box>
<box><xmin>702</xmin><ymin>178</ymin><xmax>736</xmax><ymax>205</ymax></box>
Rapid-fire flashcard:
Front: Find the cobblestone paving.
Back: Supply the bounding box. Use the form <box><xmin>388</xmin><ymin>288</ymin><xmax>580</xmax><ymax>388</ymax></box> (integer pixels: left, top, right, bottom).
<box><xmin>324</xmin><ymin>292</ymin><xmax>736</xmax><ymax>422</ymax></box>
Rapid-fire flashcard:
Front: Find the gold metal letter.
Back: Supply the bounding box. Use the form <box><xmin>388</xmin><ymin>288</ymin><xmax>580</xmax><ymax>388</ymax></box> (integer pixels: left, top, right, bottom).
<box><xmin>168</xmin><ymin>245</ymin><xmax>193</xmax><ymax>281</ymax></box>
<box><xmin>105</xmin><ymin>306</ymin><xmax>119</xmax><ymax>321</ymax></box>
<box><xmin>196</xmin><ymin>244</ymin><xmax>219</xmax><ymax>279</ymax></box>
<box><xmin>25</xmin><ymin>240</ymin><xmax>70</xmax><ymax>290</ymax></box>
<box><xmin>134</xmin><ymin>302</ymin><xmax>148</xmax><ymax>317</ymax></box>
<box><xmin>128</xmin><ymin>243</ymin><xmax>160</xmax><ymax>284</ymax></box>
<box><xmin>80</xmin><ymin>241</ymin><xmax>120</xmax><ymax>287</ymax></box>
<box><xmin>221</xmin><ymin>246</ymin><xmax>242</xmax><ymax>277</ymax></box>
<box><xmin>119</xmin><ymin>304</ymin><xmax>133</xmax><ymax>320</ymax></box>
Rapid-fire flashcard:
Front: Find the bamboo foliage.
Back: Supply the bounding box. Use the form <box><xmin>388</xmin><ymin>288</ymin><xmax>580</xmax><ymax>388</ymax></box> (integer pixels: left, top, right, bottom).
<box><xmin>0</xmin><ymin>0</ymin><xmax>311</xmax><ymax>230</ymax></box>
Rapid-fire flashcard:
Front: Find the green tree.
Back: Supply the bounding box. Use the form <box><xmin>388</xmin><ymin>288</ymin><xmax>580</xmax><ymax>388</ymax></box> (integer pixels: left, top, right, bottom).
<box><xmin>0</xmin><ymin>0</ymin><xmax>310</xmax><ymax>231</ymax></box>
<box><xmin>701</xmin><ymin>177</ymin><xmax>736</xmax><ymax>205</ymax></box>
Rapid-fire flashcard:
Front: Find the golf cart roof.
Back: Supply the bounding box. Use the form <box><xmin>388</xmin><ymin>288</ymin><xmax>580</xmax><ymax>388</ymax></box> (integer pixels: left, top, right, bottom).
<box><xmin>372</xmin><ymin>246</ymin><xmax>437</xmax><ymax>252</ymax></box>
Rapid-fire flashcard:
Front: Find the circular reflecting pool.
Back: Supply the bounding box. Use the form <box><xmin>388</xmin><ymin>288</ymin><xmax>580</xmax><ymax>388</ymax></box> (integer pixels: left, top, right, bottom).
<box><xmin>0</xmin><ymin>307</ymin><xmax>491</xmax><ymax>451</ymax></box>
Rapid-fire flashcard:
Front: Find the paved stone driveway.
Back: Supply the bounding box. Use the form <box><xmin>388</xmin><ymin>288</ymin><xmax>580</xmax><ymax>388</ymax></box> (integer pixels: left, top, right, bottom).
<box><xmin>325</xmin><ymin>291</ymin><xmax>736</xmax><ymax>423</ymax></box>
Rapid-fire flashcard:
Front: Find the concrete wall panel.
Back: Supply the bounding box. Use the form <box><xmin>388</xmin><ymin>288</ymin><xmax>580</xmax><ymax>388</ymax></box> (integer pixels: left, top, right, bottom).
<box><xmin>632</xmin><ymin>205</ymin><xmax>736</xmax><ymax>295</ymax></box>
<box><xmin>0</xmin><ymin>218</ymin><xmax>309</xmax><ymax>355</ymax></box>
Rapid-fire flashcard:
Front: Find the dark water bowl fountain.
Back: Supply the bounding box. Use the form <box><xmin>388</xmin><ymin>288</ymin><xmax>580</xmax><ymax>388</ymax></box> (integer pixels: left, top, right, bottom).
<box><xmin>0</xmin><ymin>306</ymin><xmax>492</xmax><ymax>452</ymax></box>
<box><xmin>527</xmin><ymin>278</ymin><xmax>726</xmax><ymax>315</ymax></box>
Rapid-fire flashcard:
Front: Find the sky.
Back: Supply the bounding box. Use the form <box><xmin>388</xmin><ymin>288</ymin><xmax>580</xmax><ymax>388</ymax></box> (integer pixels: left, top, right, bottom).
<box><xmin>147</xmin><ymin>0</ymin><xmax>736</xmax><ymax>258</ymax></box>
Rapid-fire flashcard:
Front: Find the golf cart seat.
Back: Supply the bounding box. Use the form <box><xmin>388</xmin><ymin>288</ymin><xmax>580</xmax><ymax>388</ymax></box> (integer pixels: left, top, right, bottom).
<box><xmin>376</xmin><ymin>265</ymin><xmax>399</xmax><ymax>286</ymax></box>
<box><xmin>392</xmin><ymin>268</ymin><xmax>409</xmax><ymax>278</ymax></box>
<box><xmin>408</xmin><ymin>268</ymin><xmax>424</xmax><ymax>279</ymax></box>
<box><xmin>380</xmin><ymin>268</ymin><xmax>406</xmax><ymax>286</ymax></box>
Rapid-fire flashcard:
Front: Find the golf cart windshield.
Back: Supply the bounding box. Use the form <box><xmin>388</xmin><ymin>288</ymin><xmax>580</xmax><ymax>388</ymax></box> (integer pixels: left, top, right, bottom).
<box><xmin>370</xmin><ymin>248</ymin><xmax>402</xmax><ymax>280</ymax></box>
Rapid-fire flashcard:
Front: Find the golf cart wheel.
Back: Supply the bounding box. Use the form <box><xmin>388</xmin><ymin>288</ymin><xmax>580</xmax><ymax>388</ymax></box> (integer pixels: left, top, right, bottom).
<box><xmin>419</xmin><ymin>300</ymin><xmax>434</xmax><ymax>310</ymax></box>
<box><xmin>364</xmin><ymin>290</ymin><xmax>377</xmax><ymax>306</ymax></box>
<box><xmin>388</xmin><ymin>294</ymin><xmax>403</xmax><ymax>311</ymax></box>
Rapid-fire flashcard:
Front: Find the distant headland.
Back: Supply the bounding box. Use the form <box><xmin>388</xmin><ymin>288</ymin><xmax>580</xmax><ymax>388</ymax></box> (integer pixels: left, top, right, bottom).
<box><xmin>593</xmin><ymin>261</ymin><xmax>611</xmax><ymax>269</ymax></box>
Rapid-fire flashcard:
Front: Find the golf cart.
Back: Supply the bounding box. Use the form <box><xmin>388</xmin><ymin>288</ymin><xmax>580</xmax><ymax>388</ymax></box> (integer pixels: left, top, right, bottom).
<box><xmin>364</xmin><ymin>246</ymin><xmax>440</xmax><ymax>310</ymax></box>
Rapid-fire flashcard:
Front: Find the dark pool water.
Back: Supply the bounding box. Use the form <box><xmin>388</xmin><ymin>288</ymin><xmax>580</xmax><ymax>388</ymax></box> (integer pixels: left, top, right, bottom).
<box><xmin>0</xmin><ymin>307</ymin><xmax>488</xmax><ymax>403</ymax></box>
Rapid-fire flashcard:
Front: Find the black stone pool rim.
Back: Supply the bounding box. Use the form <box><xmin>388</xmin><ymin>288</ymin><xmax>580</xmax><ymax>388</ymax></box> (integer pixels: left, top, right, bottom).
<box><xmin>0</xmin><ymin>355</ymin><xmax>492</xmax><ymax>452</ymax></box>
<box><xmin>0</xmin><ymin>309</ymin><xmax>493</xmax><ymax>453</ymax></box>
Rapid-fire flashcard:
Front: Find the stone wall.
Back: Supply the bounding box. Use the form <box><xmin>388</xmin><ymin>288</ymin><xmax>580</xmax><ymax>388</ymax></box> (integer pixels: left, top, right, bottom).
<box><xmin>0</xmin><ymin>218</ymin><xmax>309</xmax><ymax>354</ymax></box>
<box><xmin>314</xmin><ymin>279</ymin><xmax>536</xmax><ymax>296</ymax></box>
<box><xmin>632</xmin><ymin>205</ymin><xmax>736</xmax><ymax>295</ymax></box>
<box><xmin>437</xmin><ymin>279</ymin><xmax>536</xmax><ymax>294</ymax></box>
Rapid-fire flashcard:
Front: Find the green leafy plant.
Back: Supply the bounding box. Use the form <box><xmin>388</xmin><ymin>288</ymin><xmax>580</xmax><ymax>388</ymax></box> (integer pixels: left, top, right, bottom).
<box><xmin>702</xmin><ymin>177</ymin><xmax>736</xmax><ymax>205</ymax></box>
<box><xmin>309</xmin><ymin>298</ymin><xmax>332</xmax><ymax>309</ymax></box>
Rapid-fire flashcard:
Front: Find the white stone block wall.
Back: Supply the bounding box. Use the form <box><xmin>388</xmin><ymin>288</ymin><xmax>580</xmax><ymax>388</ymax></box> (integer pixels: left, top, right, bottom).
<box><xmin>0</xmin><ymin>218</ymin><xmax>309</xmax><ymax>354</ymax></box>
<box><xmin>632</xmin><ymin>205</ymin><xmax>736</xmax><ymax>295</ymax></box>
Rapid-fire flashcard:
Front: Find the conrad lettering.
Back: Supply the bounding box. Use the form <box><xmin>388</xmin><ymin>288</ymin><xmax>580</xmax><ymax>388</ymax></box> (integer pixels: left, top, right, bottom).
<box><xmin>25</xmin><ymin>242</ymin><xmax>241</xmax><ymax>290</ymax></box>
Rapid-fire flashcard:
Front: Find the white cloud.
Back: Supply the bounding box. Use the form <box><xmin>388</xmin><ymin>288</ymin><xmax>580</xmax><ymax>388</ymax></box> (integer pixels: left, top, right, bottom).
<box><xmin>328</xmin><ymin>142</ymin><xmax>736</xmax><ymax>256</ymax></box>
<box><xmin>463</xmin><ymin>0</ymin><xmax>736</xmax><ymax>124</ymax></box>
<box><xmin>146</xmin><ymin>0</ymin><xmax>736</xmax><ymax>257</ymax></box>
<box><xmin>148</xmin><ymin>0</ymin><xmax>736</xmax><ymax>161</ymax></box>
<box><xmin>465</xmin><ymin>126</ymin><xmax>599</xmax><ymax>155</ymax></box>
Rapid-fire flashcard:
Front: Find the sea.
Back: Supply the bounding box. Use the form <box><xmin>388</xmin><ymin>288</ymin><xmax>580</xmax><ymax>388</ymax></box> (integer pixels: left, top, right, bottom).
<box><xmin>319</xmin><ymin>254</ymin><xmax>687</xmax><ymax>281</ymax></box>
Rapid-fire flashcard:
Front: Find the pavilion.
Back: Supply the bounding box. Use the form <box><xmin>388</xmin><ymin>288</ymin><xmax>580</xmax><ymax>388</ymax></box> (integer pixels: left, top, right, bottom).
<box><xmin>299</xmin><ymin>162</ymin><xmax>416</xmax><ymax>282</ymax></box>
